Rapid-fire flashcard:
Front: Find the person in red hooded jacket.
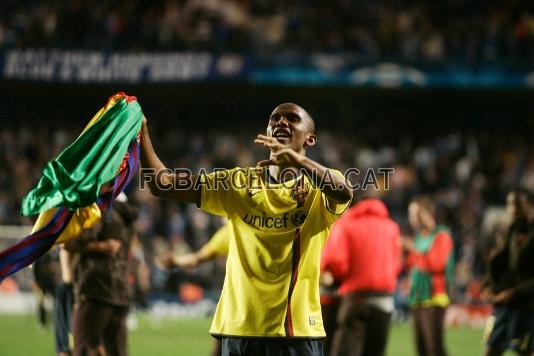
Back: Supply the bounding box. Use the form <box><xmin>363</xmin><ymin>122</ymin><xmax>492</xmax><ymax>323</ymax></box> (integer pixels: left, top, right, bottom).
<box><xmin>321</xmin><ymin>198</ymin><xmax>401</xmax><ymax>356</ymax></box>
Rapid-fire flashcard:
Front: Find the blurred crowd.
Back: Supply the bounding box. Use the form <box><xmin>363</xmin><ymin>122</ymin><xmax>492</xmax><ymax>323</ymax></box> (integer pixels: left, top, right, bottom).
<box><xmin>0</xmin><ymin>120</ymin><xmax>533</xmax><ymax>303</ymax></box>
<box><xmin>1</xmin><ymin>0</ymin><xmax>533</xmax><ymax>60</ymax></box>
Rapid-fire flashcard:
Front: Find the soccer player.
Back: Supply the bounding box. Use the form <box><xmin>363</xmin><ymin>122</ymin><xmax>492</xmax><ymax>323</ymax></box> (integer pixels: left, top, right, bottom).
<box><xmin>157</xmin><ymin>223</ymin><xmax>229</xmax><ymax>270</ymax></box>
<box><xmin>321</xmin><ymin>198</ymin><xmax>401</xmax><ymax>356</ymax></box>
<box><xmin>481</xmin><ymin>188</ymin><xmax>534</xmax><ymax>356</ymax></box>
<box><xmin>403</xmin><ymin>196</ymin><xmax>454</xmax><ymax>356</ymax></box>
<box><xmin>157</xmin><ymin>223</ymin><xmax>230</xmax><ymax>356</ymax></box>
<box><xmin>140</xmin><ymin>103</ymin><xmax>353</xmax><ymax>355</ymax></box>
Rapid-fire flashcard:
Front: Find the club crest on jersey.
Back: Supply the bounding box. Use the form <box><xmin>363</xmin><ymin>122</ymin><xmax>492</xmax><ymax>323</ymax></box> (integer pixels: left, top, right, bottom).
<box><xmin>290</xmin><ymin>210</ymin><xmax>307</xmax><ymax>227</ymax></box>
<box><xmin>291</xmin><ymin>180</ymin><xmax>309</xmax><ymax>207</ymax></box>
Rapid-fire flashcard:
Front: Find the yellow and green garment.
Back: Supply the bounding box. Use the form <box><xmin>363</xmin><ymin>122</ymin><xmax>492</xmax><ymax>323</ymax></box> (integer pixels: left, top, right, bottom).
<box><xmin>0</xmin><ymin>92</ymin><xmax>142</xmax><ymax>281</ymax></box>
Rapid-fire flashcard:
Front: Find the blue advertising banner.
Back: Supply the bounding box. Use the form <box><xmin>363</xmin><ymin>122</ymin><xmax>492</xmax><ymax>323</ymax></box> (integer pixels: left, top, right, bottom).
<box><xmin>2</xmin><ymin>50</ymin><xmax>248</xmax><ymax>83</ymax></box>
<box><xmin>1</xmin><ymin>49</ymin><xmax>533</xmax><ymax>88</ymax></box>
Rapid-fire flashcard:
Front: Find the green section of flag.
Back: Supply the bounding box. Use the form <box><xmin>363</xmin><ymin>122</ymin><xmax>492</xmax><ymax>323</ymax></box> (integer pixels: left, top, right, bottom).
<box><xmin>21</xmin><ymin>98</ymin><xmax>142</xmax><ymax>216</ymax></box>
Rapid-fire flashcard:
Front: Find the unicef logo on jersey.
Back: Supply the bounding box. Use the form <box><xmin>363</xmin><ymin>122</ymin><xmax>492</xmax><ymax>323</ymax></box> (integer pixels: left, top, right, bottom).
<box><xmin>242</xmin><ymin>210</ymin><xmax>308</xmax><ymax>229</ymax></box>
<box><xmin>290</xmin><ymin>210</ymin><xmax>307</xmax><ymax>227</ymax></box>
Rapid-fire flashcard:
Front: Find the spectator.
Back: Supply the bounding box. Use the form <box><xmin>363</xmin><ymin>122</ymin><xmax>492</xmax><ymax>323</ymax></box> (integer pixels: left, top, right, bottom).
<box><xmin>481</xmin><ymin>188</ymin><xmax>534</xmax><ymax>356</ymax></box>
<box><xmin>65</xmin><ymin>195</ymin><xmax>137</xmax><ymax>356</ymax></box>
<box><xmin>321</xmin><ymin>198</ymin><xmax>401</xmax><ymax>356</ymax></box>
<box><xmin>0</xmin><ymin>0</ymin><xmax>532</xmax><ymax>60</ymax></box>
<box><xmin>403</xmin><ymin>195</ymin><xmax>455</xmax><ymax>356</ymax></box>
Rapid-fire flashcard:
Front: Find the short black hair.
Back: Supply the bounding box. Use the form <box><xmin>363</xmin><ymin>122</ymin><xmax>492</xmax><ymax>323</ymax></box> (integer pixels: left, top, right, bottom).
<box><xmin>305</xmin><ymin>112</ymin><xmax>316</xmax><ymax>134</ymax></box>
<box><xmin>274</xmin><ymin>103</ymin><xmax>316</xmax><ymax>134</ymax></box>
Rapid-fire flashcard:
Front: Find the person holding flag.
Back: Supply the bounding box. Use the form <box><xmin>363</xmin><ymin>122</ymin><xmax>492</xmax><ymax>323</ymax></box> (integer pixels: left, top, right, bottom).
<box><xmin>140</xmin><ymin>103</ymin><xmax>352</xmax><ymax>355</ymax></box>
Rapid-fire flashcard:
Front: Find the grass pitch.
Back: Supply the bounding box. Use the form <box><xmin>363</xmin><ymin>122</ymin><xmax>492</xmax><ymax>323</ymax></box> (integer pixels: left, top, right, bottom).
<box><xmin>0</xmin><ymin>313</ymin><xmax>509</xmax><ymax>356</ymax></box>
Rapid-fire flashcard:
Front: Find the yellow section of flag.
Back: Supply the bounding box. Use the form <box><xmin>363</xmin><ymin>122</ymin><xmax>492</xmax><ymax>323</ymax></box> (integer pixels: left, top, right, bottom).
<box><xmin>31</xmin><ymin>203</ymin><xmax>102</xmax><ymax>245</ymax></box>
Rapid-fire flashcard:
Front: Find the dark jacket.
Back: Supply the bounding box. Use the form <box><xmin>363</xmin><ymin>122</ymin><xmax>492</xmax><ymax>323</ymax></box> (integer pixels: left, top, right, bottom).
<box><xmin>73</xmin><ymin>202</ymin><xmax>135</xmax><ymax>307</ymax></box>
<box><xmin>484</xmin><ymin>219</ymin><xmax>534</xmax><ymax>310</ymax></box>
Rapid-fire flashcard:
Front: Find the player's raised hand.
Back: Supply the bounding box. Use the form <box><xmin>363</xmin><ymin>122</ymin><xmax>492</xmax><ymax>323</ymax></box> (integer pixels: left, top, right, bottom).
<box><xmin>254</xmin><ymin>134</ymin><xmax>285</xmax><ymax>151</ymax></box>
<box><xmin>254</xmin><ymin>134</ymin><xmax>303</xmax><ymax>167</ymax></box>
<box><xmin>140</xmin><ymin>114</ymin><xmax>148</xmax><ymax>143</ymax></box>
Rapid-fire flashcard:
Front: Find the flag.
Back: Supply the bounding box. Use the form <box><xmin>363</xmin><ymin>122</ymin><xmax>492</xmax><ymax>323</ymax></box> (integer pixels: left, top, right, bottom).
<box><xmin>0</xmin><ymin>92</ymin><xmax>142</xmax><ymax>281</ymax></box>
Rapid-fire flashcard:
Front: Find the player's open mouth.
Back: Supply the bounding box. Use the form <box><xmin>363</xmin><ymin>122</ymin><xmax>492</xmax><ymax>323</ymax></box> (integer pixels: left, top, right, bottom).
<box><xmin>273</xmin><ymin>129</ymin><xmax>291</xmax><ymax>141</ymax></box>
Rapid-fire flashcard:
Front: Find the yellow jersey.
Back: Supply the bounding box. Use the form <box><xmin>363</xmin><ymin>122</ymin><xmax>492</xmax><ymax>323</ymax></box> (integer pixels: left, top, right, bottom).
<box><xmin>199</xmin><ymin>167</ymin><xmax>349</xmax><ymax>337</ymax></box>
<box><xmin>200</xmin><ymin>224</ymin><xmax>230</xmax><ymax>257</ymax></box>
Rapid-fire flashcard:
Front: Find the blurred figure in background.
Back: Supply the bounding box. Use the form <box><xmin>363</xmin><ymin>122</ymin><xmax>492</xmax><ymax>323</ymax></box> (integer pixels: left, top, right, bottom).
<box><xmin>404</xmin><ymin>196</ymin><xmax>454</xmax><ymax>356</ymax></box>
<box><xmin>318</xmin><ymin>270</ymin><xmax>340</xmax><ymax>356</ymax></box>
<box><xmin>158</xmin><ymin>223</ymin><xmax>229</xmax><ymax>271</ymax></box>
<box><xmin>128</xmin><ymin>234</ymin><xmax>150</xmax><ymax>312</ymax></box>
<box><xmin>158</xmin><ymin>223</ymin><xmax>229</xmax><ymax>356</ymax></box>
<box><xmin>321</xmin><ymin>198</ymin><xmax>401</xmax><ymax>356</ymax></box>
<box><xmin>32</xmin><ymin>250</ymin><xmax>60</xmax><ymax>327</ymax></box>
<box><xmin>54</xmin><ymin>246</ymin><xmax>75</xmax><ymax>356</ymax></box>
<box><xmin>482</xmin><ymin>188</ymin><xmax>534</xmax><ymax>356</ymax></box>
<box><xmin>65</xmin><ymin>194</ymin><xmax>137</xmax><ymax>356</ymax></box>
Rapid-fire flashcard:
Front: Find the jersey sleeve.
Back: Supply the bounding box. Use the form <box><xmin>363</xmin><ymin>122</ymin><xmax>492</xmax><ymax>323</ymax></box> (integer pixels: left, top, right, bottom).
<box><xmin>200</xmin><ymin>224</ymin><xmax>230</xmax><ymax>257</ymax></box>
<box><xmin>322</xmin><ymin>169</ymin><xmax>351</xmax><ymax>225</ymax></box>
<box><xmin>199</xmin><ymin>168</ymin><xmax>245</xmax><ymax>217</ymax></box>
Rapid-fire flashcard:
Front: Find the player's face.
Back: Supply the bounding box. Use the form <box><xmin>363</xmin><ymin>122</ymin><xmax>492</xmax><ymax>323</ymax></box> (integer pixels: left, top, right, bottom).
<box><xmin>266</xmin><ymin>104</ymin><xmax>315</xmax><ymax>153</ymax></box>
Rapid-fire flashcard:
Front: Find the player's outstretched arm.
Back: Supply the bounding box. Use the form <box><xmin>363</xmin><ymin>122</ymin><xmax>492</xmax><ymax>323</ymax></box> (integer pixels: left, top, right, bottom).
<box><xmin>156</xmin><ymin>247</ymin><xmax>217</xmax><ymax>269</ymax></box>
<box><xmin>298</xmin><ymin>155</ymin><xmax>353</xmax><ymax>203</ymax></box>
<box><xmin>140</xmin><ymin>115</ymin><xmax>200</xmax><ymax>204</ymax></box>
<box><xmin>156</xmin><ymin>251</ymin><xmax>200</xmax><ymax>269</ymax></box>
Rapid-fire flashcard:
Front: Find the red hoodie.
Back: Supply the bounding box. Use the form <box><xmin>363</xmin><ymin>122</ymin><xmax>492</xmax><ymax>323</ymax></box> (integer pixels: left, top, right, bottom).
<box><xmin>321</xmin><ymin>199</ymin><xmax>401</xmax><ymax>296</ymax></box>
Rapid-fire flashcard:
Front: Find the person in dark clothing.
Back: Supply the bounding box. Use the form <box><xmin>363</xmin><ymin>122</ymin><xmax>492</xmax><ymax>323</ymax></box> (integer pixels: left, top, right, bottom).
<box><xmin>319</xmin><ymin>273</ymin><xmax>340</xmax><ymax>356</ymax></box>
<box><xmin>65</xmin><ymin>196</ymin><xmax>137</xmax><ymax>356</ymax></box>
<box><xmin>32</xmin><ymin>249</ymin><xmax>60</xmax><ymax>327</ymax></box>
<box><xmin>54</xmin><ymin>246</ymin><xmax>75</xmax><ymax>356</ymax></box>
<box><xmin>482</xmin><ymin>188</ymin><xmax>534</xmax><ymax>356</ymax></box>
